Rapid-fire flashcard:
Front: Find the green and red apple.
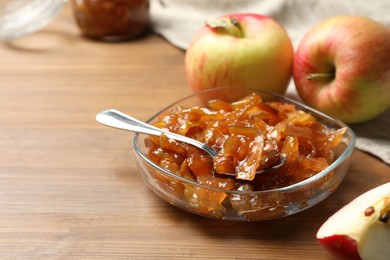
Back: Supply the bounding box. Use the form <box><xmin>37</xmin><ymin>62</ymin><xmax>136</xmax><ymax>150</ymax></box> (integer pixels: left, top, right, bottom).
<box><xmin>293</xmin><ymin>16</ymin><xmax>390</xmax><ymax>124</ymax></box>
<box><xmin>317</xmin><ymin>182</ymin><xmax>390</xmax><ymax>260</ymax></box>
<box><xmin>185</xmin><ymin>13</ymin><xmax>293</xmax><ymax>95</ymax></box>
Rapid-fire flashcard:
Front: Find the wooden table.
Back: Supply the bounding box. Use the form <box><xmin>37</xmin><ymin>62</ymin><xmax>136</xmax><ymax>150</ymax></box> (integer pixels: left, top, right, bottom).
<box><xmin>0</xmin><ymin>6</ymin><xmax>389</xmax><ymax>259</ymax></box>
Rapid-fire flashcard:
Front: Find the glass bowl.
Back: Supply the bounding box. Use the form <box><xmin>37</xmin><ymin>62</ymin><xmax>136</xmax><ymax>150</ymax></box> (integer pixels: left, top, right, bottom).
<box><xmin>132</xmin><ymin>87</ymin><xmax>356</xmax><ymax>221</ymax></box>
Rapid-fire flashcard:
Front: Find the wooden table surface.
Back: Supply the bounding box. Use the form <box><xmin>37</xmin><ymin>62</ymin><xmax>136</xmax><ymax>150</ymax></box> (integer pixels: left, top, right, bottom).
<box><xmin>0</xmin><ymin>6</ymin><xmax>389</xmax><ymax>259</ymax></box>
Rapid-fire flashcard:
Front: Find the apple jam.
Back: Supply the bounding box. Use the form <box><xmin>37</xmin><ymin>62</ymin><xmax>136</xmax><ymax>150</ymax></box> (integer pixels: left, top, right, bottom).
<box><xmin>146</xmin><ymin>93</ymin><xmax>346</xmax><ymax>192</ymax></box>
<box><xmin>71</xmin><ymin>0</ymin><xmax>150</xmax><ymax>41</ymax></box>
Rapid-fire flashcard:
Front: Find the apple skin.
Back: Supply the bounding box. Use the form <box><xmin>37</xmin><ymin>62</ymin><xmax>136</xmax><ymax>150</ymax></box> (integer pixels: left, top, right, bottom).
<box><xmin>185</xmin><ymin>13</ymin><xmax>293</xmax><ymax>96</ymax></box>
<box><xmin>320</xmin><ymin>234</ymin><xmax>360</xmax><ymax>259</ymax></box>
<box><xmin>317</xmin><ymin>182</ymin><xmax>390</xmax><ymax>260</ymax></box>
<box><xmin>293</xmin><ymin>16</ymin><xmax>390</xmax><ymax>124</ymax></box>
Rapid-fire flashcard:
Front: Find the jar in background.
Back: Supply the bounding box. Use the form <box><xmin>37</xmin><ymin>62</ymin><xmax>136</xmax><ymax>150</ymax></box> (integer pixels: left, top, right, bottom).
<box><xmin>0</xmin><ymin>0</ymin><xmax>64</xmax><ymax>41</ymax></box>
<box><xmin>71</xmin><ymin>0</ymin><xmax>150</xmax><ymax>41</ymax></box>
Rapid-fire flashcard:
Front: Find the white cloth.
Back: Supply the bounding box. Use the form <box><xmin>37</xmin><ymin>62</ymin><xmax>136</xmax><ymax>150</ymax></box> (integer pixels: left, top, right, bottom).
<box><xmin>150</xmin><ymin>0</ymin><xmax>390</xmax><ymax>164</ymax></box>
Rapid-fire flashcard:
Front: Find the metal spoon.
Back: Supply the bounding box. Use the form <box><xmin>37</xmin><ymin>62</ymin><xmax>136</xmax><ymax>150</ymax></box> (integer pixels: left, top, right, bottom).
<box><xmin>96</xmin><ymin>109</ymin><xmax>219</xmax><ymax>157</ymax></box>
<box><xmin>96</xmin><ymin>109</ymin><xmax>285</xmax><ymax>174</ymax></box>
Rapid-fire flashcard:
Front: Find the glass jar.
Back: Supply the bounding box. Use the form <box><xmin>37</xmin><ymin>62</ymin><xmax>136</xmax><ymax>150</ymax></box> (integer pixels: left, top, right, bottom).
<box><xmin>0</xmin><ymin>0</ymin><xmax>65</xmax><ymax>41</ymax></box>
<box><xmin>71</xmin><ymin>0</ymin><xmax>150</xmax><ymax>41</ymax></box>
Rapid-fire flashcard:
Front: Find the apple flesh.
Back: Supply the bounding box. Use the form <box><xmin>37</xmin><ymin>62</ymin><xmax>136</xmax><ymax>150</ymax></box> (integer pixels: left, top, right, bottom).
<box><xmin>185</xmin><ymin>13</ymin><xmax>293</xmax><ymax>95</ymax></box>
<box><xmin>317</xmin><ymin>182</ymin><xmax>390</xmax><ymax>260</ymax></box>
<box><xmin>293</xmin><ymin>16</ymin><xmax>390</xmax><ymax>124</ymax></box>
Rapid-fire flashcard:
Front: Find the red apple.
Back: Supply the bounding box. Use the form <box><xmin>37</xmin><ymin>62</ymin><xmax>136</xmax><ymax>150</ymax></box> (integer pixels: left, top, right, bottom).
<box><xmin>185</xmin><ymin>13</ymin><xmax>293</xmax><ymax>96</ymax></box>
<box><xmin>317</xmin><ymin>182</ymin><xmax>390</xmax><ymax>260</ymax></box>
<box><xmin>293</xmin><ymin>16</ymin><xmax>390</xmax><ymax>124</ymax></box>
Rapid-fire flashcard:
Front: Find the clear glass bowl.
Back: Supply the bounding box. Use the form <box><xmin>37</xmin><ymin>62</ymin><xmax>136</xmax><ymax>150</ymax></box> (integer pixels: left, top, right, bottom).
<box><xmin>133</xmin><ymin>87</ymin><xmax>356</xmax><ymax>221</ymax></box>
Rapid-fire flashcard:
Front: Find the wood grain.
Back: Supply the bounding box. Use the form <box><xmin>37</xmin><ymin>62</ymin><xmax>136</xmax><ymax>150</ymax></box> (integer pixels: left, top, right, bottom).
<box><xmin>0</xmin><ymin>5</ymin><xmax>388</xmax><ymax>259</ymax></box>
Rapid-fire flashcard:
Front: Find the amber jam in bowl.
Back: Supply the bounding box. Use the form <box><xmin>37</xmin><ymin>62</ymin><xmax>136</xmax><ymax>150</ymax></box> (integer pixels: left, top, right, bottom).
<box><xmin>133</xmin><ymin>88</ymin><xmax>356</xmax><ymax>221</ymax></box>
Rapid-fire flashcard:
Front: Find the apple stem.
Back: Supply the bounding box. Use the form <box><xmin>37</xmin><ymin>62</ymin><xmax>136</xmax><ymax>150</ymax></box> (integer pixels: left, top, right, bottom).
<box><xmin>206</xmin><ymin>16</ymin><xmax>244</xmax><ymax>38</ymax></box>
<box><xmin>307</xmin><ymin>73</ymin><xmax>334</xmax><ymax>81</ymax></box>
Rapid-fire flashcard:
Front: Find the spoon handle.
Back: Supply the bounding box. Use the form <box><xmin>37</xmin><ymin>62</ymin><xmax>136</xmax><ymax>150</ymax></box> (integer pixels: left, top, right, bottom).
<box><xmin>96</xmin><ymin>109</ymin><xmax>218</xmax><ymax>157</ymax></box>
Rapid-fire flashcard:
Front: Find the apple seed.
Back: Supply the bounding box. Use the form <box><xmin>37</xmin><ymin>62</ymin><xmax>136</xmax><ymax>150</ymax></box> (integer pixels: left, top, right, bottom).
<box><xmin>379</xmin><ymin>210</ymin><xmax>389</xmax><ymax>223</ymax></box>
<box><xmin>364</xmin><ymin>206</ymin><xmax>375</xmax><ymax>217</ymax></box>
